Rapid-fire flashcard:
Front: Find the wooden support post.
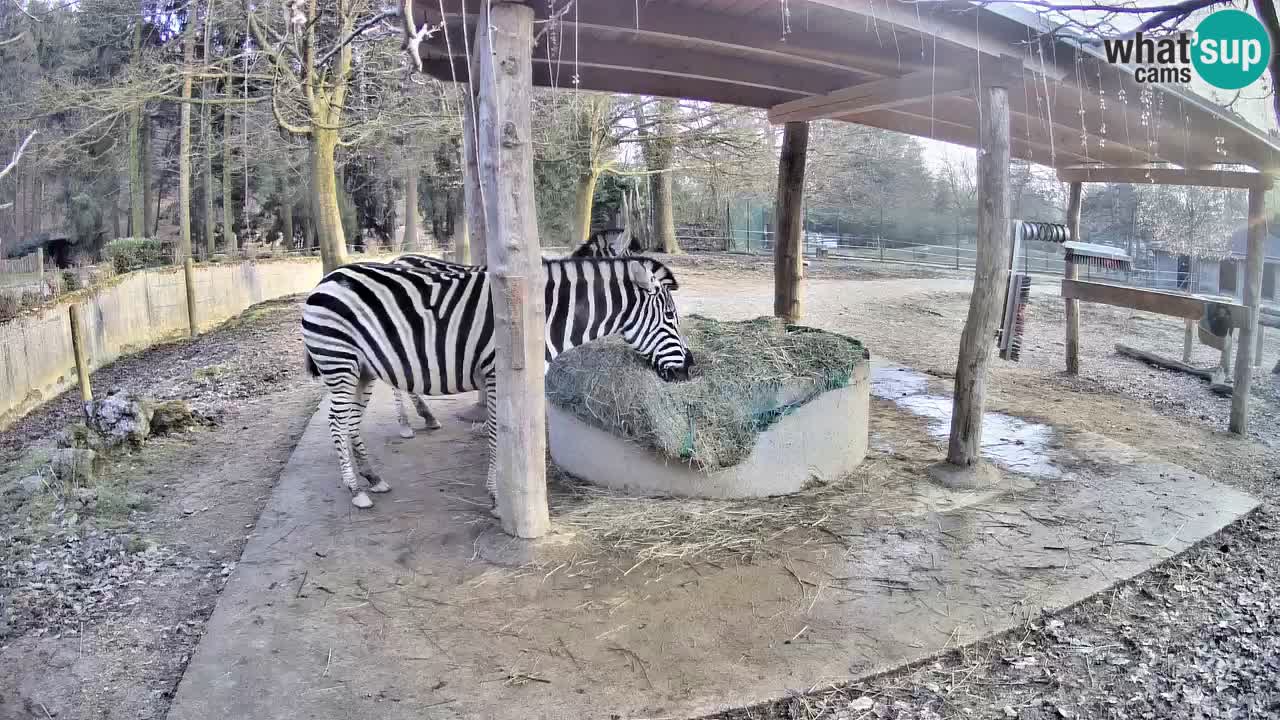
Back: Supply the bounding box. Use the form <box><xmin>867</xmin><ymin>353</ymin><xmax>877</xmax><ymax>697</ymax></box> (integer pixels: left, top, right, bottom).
<box><xmin>183</xmin><ymin>257</ymin><xmax>198</xmax><ymax>338</ymax></box>
<box><xmin>1183</xmin><ymin>319</ymin><xmax>1194</xmax><ymax>363</ymax></box>
<box><xmin>475</xmin><ymin>2</ymin><xmax>549</xmax><ymax>538</ymax></box>
<box><xmin>35</xmin><ymin>247</ymin><xmax>44</xmax><ymax>281</ymax></box>
<box><xmin>1221</xmin><ymin>329</ymin><xmax>1234</xmax><ymax>378</ymax></box>
<box><xmin>1230</xmin><ymin>186</ymin><xmax>1266</xmax><ymax>434</ymax></box>
<box><xmin>944</xmin><ymin>83</ymin><xmax>1011</xmax><ymax>469</ymax></box>
<box><xmin>1064</xmin><ymin>181</ymin><xmax>1082</xmax><ymax>374</ymax></box>
<box><xmin>458</xmin><ymin>30</ymin><xmax>486</xmax><ymax>420</ymax></box>
<box><xmin>461</xmin><ymin>65</ymin><xmax>484</xmax><ymax>266</ymax></box>
<box><xmin>773</xmin><ymin>121</ymin><xmax>809</xmax><ymax>323</ymax></box>
<box><xmin>68</xmin><ymin>303</ymin><xmax>92</xmax><ymax>404</ymax></box>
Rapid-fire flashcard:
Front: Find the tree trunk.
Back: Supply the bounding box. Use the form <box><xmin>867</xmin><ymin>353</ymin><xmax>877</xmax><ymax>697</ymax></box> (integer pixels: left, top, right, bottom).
<box><xmin>404</xmin><ymin>165</ymin><xmax>418</xmax><ymax>250</ymax></box>
<box><xmin>33</xmin><ymin>177</ymin><xmax>41</xmax><ymax>236</ymax></box>
<box><xmin>128</xmin><ymin>108</ymin><xmax>146</xmax><ymax>237</ymax></box>
<box><xmin>201</xmin><ymin>0</ymin><xmax>215</xmax><ymax>257</ymax></box>
<box><xmin>773</xmin><ymin>121</ymin><xmax>808</xmax><ymax>323</ymax></box>
<box><xmin>654</xmin><ymin>170</ymin><xmax>680</xmax><ymax>254</ymax></box>
<box><xmin>282</xmin><ymin>196</ymin><xmax>294</xmax><ymax>250</ymax></box>
<box><xmin>311</xmin><ymin>129</ymin><xmax>348</xmax><ymax>273</ymax></box>
<box><xmin>222</xmin><ymin>105</ymin><xmax>235</xmax><ymax>251</ymax></box>
<box><xmin>573</xmin><ymin>168</ymin><xmax>601</xmax><ymax>245</ymax></box>
<box><xmin>177</xmin><ymin>6</ymin><xmax>196</xmax><ymax>262</ymax></box>
<box><xmin>475</xmin><ymin>1</ymin><xmax>548</xmax><ymax>538</ymax></box>
<box><xmin>111</xmin><ymin>186</ymin><xmax>122</xmax><ymax>239</ymax></box>
<box><xmin>306</xmin><ymin>171</ymin><xmax>318</xmax><ymax>250</ymax></box>
<box><xmin>460</xmin><ymin>85</ymin><xmax>482</xmax><ymax>263</ymax></box>
<box><xmin>142</xmin><ymin>114</ymin><xmax>155</xmax><ymax>234</ymax></box>
<box><xmin>945</xmin><ymin>84</ymin><xmax>1011</xmax><ymax>468</ymax></box>
<box><xmin>1230</xmin><ymin>187</ymin><xmax>1267</xmax><ymax>434</ymax></box>
<box><xmin>1064</xmin><ymin>181</ymin><xmax>1083</xmax><ymax>373</ymax></box>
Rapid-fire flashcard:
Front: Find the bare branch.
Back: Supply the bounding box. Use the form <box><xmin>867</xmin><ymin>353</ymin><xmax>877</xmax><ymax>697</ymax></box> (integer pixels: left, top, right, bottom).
<box><xmin>316</xmin><ymin>9</ymin><xmax>401</xmax><ymax>68</ymax></box>
<box><xmin>0</xmin><ymin>130</ymin><xmax>37</xmax><ymax>182</ymax></box>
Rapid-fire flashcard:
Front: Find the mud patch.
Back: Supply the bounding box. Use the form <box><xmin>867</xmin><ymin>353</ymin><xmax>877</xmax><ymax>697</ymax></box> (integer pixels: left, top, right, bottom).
<box><xmin>870</xmin><ymin>362</ymin><xmax>1060</xmax><ymax>479</ymax></box>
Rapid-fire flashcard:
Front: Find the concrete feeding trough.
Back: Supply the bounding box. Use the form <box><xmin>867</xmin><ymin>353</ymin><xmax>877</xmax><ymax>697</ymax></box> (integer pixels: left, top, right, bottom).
<box><xmin>545</xmin><ymin>317</ymin><xmax>871</xmax><ymax>499</ymax></box>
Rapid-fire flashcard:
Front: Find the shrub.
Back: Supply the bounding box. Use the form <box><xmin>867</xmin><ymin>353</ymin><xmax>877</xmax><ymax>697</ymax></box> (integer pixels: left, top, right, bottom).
<box><xmin>62</xmin><ymin>269</ymin><xmax>82</xmax><ymax>291</ymax></box>
<box><xmin>105</xmin><ymin>238</ymin><xmax>169</xmax><ymax>273</ymax></box>
<box><xmin>0</xmin><ymin>293</ymin><xmax>19</xmax><ymax>321</ymax></box>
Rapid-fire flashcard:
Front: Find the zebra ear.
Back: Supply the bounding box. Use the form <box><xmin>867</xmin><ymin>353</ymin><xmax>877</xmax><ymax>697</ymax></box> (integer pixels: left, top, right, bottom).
<box><xmin>627</xmin><ymin>260</ymin><xmax>655</xmax><ymax>291</ymax></box>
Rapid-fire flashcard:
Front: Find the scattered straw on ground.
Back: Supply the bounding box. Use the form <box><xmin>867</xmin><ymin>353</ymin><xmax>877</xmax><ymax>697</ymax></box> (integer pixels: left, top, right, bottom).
<box><xmin>543</xmin><ymin>456</ymin><xmax>915</xmax><ymax>570</ymax></box>
<box><xmin>545</xmin><ymin>315</ymin><xmax>868</xmax><ymax>471</ymax></box>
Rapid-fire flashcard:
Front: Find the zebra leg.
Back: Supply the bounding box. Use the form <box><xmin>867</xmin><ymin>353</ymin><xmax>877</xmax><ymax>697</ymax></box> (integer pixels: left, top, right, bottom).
<box><xmin>323</xmin><ymin>373</ymin><xmax>372</xmax><ymax>509</ymax></box>
<box><xmin>412</xmin><ymin>394</ymin><xmax>443</xmax><ymax>431</ymax></box>
<box><xmin>483</xmin><ymin>373</ymin><xmax>500</xmax><ymax>518</ymax></box>
<box><xmin>350</xmin><ymin>379</ymin><xmax>389</xmax><ymax>495</ymax></box>
<box><xmin>393</xmin><ymin>388</ymin><xmax>416</xmax><ymax>439</ymax></box>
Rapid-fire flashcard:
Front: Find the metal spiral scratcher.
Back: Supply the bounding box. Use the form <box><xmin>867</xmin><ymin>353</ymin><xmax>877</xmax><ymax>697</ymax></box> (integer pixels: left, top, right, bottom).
<box><xmin>997</xmin><ymin>220</ymin><xmax>1135</xmax><ymax>362</ymax></box>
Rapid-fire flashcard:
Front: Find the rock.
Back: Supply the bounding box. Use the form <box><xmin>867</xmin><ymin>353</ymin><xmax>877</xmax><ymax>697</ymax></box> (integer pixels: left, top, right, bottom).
<box><xmin>55</xmin><ymin>422</ymin><xmax>105</xmax><ymax>452</ymax></box>
<box><xmin>17</xmin><ymin>475</ymin><xmax>45</xmax><ymax>495</ymax></box>
<box><xmin>149</xmin><ymin>399</ymin><xmax>197</xmax><ymax>435</ymax></box>
<box><xmin>50</xmin><ymin>448</ymin><xmax>103</xmax><ymax>487</ymax></box>
<box><xmin>2</xmin><ymin>474</ymin><xmax>46</xmax><ymax>502</ymax></box>
<box><xmin>86</xmin><ymin>392</ymin><xmax>152</xmax><ymax>449</ymax></box>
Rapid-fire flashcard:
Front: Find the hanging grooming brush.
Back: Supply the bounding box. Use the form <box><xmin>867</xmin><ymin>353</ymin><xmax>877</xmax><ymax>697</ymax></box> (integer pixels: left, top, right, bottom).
<box><xmin>998</xmin><ymin>271</ymin><xmax>1032</xmax><ymax>361</ymax></box>
<box><xmin>995</xmin><ymin>220</ymin><xmax>1032</xmax><ymax>361</ymax></box>
<box><xmin>1062</xmin><ymin>241</ymin><xmax>1133</xmax><ymax>272</ymax></box>
<box><xmin>1020</xmin><ymin>219</ymin><xmax>1134</xmax><ymax>272</ymax></box>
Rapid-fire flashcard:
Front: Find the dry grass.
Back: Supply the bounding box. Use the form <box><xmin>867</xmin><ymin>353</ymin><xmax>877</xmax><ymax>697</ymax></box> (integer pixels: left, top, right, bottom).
<box><xmin>544</xmin><ymin>455</ymin><xmax>915</xmax><ymax>570</ymax></box>
<box><xmin>545</xmin><ymin>315</ymin><xmax>868</xmax><ymax>471</ymax></box>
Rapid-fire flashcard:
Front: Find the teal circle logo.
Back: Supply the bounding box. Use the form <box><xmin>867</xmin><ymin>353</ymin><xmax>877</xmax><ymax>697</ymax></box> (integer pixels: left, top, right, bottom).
<box><xmin>1192</xmin><ymin>9</ymin><xmax>1271</xmax><ymax>90</ymax></box>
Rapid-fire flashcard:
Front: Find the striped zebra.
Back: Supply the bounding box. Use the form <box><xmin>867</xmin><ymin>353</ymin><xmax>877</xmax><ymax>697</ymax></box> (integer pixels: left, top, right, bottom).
<box><xmin>387</xmin><ymin>228</ymin><xmax>636</xmax><ymax>437</ymax></box>
<box><xmin>570</xmin><ymin>227</ymin><xmax>636</xmax><ymax>258</ymax></box>
<box><xmin>301</xmin><ymin>256</ymin><xmax>694</xmax><ymax>511</ymax></box>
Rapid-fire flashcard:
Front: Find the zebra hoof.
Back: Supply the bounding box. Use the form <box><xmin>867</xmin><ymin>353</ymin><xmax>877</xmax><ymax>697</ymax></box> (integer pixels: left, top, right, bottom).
<box><xmin>368</xmin><ymin>480</ymin><xmax>392</xmax><ymax>493</ymax></box>
<box><xmin>398</xmin><ymin>427</ymin><xmax>415</xmax><ymax>439</ymax></box>
<box><xmin>423</xmin><ymin>417</ymin><xmax>443</xmax><ymax>431</ymax></box>
<box><xmin>351</xmin><ymin>492</ymin><xmax>373</xmax><ymax>509</ymax></box>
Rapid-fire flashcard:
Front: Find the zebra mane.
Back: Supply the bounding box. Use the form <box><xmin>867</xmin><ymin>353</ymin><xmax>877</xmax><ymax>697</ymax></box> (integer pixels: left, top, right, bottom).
<box><xmin>541</xmin><ymin>255</ymin><xmax>679</xmax><ymax>291</ymax></box>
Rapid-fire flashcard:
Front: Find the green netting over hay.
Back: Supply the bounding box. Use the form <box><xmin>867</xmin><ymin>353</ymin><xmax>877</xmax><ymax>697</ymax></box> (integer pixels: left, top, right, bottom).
<box><xmin>545</xmin><ymin>315</ymin><xmax>869</xmax><ymax>472</ymax></box>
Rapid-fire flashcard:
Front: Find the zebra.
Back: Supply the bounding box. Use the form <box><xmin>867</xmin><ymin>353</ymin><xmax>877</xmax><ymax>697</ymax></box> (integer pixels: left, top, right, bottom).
<box><xmin>569</xmin><ymin>227</ymin><xmax>637</xmax><ymax>258</ymax></box>
<box><xmin>301</xmin><ymin>256</ymin><xmax>694</xmax><ymax>511</ymax></box>
<box><xmin>387</xmin><ymin>227</ymin><xmax>638</xmax><ymax>438</ymax></box>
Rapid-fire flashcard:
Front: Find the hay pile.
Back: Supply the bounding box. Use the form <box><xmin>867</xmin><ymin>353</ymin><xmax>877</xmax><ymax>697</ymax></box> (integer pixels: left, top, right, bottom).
<box><xmin>545</xmin><ymin>315</ymin><xmax>868</xmax><ymax>471</ymax></box>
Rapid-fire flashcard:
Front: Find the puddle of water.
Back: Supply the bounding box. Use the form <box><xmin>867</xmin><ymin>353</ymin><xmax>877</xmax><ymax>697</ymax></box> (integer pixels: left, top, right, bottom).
<box><xmin>870</xmin><ymin>363</ymin><xmax>1062</xmax><ymax>479</ymax></box>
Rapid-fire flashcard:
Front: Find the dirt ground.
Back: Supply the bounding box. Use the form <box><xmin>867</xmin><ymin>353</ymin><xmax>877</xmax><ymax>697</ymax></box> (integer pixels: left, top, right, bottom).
<box><xmin>0</xmin><ymin>253</ymin><xmax>1276</xmax><ymax>720</ymax></box>
<box><xmin>660</xmin><ymin>255</ymin><xmax>1280</xmax><ymax>720</ymax></box>
<box><xmin>0</xmin><ymin>298</ymin><xmax>321</xmax><ymax>720</ymax></box>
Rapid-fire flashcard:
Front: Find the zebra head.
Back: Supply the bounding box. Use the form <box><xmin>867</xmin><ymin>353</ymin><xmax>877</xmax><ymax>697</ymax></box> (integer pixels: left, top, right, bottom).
<box><xmin>620</xmin><ymin>259</ymin><xmax>695</xmax><ymax>382</ymax></box>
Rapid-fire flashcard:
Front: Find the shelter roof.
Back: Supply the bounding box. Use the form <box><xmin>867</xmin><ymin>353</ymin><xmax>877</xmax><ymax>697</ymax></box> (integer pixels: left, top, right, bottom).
<box><xmin>406</xmin><ymin>0</ymin><xmax>1280</xmax><ymax>173</ymax></box>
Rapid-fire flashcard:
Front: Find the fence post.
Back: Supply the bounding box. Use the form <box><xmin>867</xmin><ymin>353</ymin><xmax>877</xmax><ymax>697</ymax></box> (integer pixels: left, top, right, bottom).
<box><xmin>69</xmin><ymin>303</ymin><xmax>93</xmax><ymax>405</ymax></box>
<box><xmin>35</xmin><ymin>247</ymin><xmax>44</xmax><ymax>281</ymax></box>
<box><xmin>879</xmin><ymin>236</ymin><xmax>884</xmax><ymax>262</ymax></box>
<box><xmin>183</xmin><ymin>257</ymin><xmax>198</xmax><ymax>338</ymax></box>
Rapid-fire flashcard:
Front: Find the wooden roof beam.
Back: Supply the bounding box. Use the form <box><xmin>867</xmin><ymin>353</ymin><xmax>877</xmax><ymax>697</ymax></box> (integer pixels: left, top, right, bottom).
<box><xmin>841</xmin><ymin>108</ymin><xmax>1094</xmax><ymax>166</ymax></box>
<box><xmin>419</xmin><ymin>0</ymin><xmax>931</xmax><ymax>78</ymax></box>
<box><xmin>1057</xmin><ymin>166</ymin><xmax>1274</xmax><ymax>189</ymax></box>
<box><xmin>768</xmin><ymin>68</ymin><xmax>973</xmax><ymax>124</ymax></box>
<box><xmin>424</xmin><ymin>22</ymin><xmax>857</xmax><ymax>99</ymax></box>
<box><xmin>417</xmin><ymin>57</ymin><xmax>806</xmax><ymax>109</ymax></box>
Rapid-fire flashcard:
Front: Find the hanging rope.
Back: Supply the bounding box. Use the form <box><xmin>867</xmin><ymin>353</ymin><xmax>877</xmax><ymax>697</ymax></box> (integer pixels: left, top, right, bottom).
<box><xmin>243</xmin><ymin>11</ymin><xmax>249</xmax><ymax>246</ymax></box>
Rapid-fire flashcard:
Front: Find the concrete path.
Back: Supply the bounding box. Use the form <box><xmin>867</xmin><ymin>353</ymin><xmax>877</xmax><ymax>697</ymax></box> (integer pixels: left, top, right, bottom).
<box><xmin>166</xmin><ymin>381</ymin><xmax>1256</xmax><ymax>720</ymax></box>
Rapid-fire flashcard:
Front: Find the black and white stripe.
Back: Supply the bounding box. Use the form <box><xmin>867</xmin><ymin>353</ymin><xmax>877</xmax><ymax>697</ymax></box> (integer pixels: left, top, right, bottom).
<box><xmin>569</xmin><ymin>228</ymin><xmax>637</xmax><ymax>258</ymax></box>
<box><xmin>387</xmin><ymin>229</ymin><xmax>635</xmax><ymax>437</ymax></box>
<box><xmin>301</xmin><ymin>256</ymin><xmax>694</xmax><ymax>510</ymax></box>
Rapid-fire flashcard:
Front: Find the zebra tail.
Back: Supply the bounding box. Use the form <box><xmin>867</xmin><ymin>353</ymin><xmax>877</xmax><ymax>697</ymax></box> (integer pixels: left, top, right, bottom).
<box><xmin>304</xmin><ymin>351</ymin><xmax>320</xmax><ymax>378</ymax></box>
